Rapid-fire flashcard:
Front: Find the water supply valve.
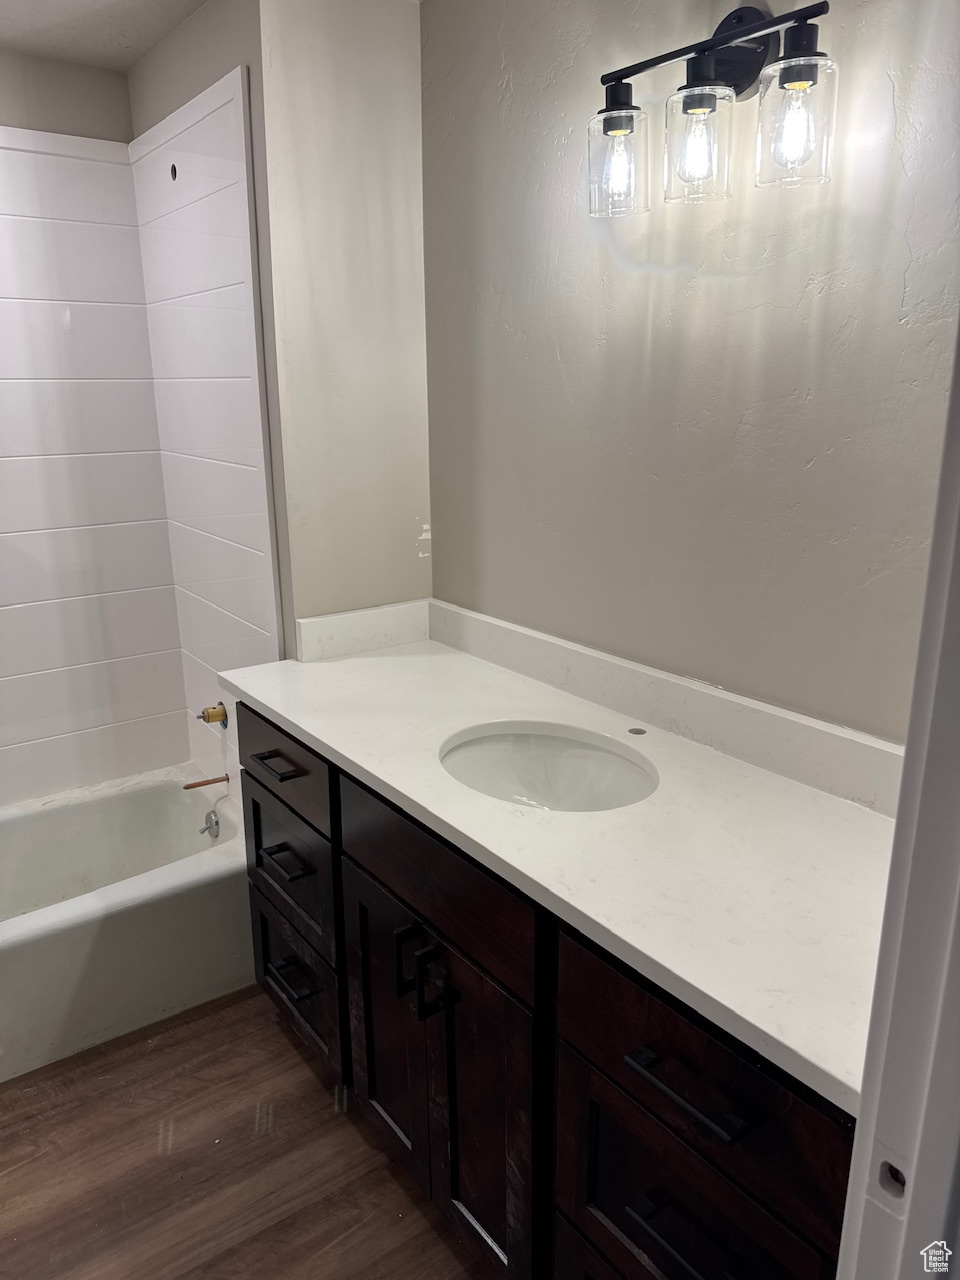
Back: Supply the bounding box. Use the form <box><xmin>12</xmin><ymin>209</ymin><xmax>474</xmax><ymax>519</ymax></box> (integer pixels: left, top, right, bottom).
<box><xmin>197</xmin><ymin>702</ymin><xmax>229</xmax><ymax>729</ymax></box>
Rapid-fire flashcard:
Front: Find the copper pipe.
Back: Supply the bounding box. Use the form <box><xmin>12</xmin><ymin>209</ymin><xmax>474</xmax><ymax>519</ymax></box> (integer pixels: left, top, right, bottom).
<box><xmin>183</xmin><ymin>774</ymin><xmax>229</xmax><ymax>791</ymax></box>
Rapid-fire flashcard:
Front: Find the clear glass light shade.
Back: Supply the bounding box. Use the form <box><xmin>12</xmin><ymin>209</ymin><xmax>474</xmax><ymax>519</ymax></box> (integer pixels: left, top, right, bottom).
<box><xmin>664</xmin><ymin>86</ymin><xmax>734</xmax><ymax>204</ymax></box>
<box><xmin>756</xmin><ymin>56</ymin><xmax>838</xmax><ymax>186</ymax></box>
<box><xmin>588</xmin><ymin>109</ymin><xmax>650</xmax><ymax>217</ymax></box>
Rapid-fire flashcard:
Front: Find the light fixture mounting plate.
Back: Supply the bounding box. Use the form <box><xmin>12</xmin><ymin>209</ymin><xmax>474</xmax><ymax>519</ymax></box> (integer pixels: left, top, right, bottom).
<box><xmin>713</xmin><ymin>6</ymin><xmax>779</xmax><ymax>99</ymax></box>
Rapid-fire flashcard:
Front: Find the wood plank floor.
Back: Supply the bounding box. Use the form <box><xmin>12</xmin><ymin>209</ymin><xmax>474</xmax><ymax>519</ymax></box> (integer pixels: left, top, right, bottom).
<box><xmin>0</xmin><ymin>989</ymin><xmax>492</xmax><ymax>1279</ymax></box>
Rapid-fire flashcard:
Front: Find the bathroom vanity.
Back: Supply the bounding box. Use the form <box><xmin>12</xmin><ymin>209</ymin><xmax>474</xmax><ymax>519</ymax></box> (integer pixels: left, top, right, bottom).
<box><xmin>230</xmin><ymin>650</ymin><xmax>876</xmax><ymax>1280</ymax></box>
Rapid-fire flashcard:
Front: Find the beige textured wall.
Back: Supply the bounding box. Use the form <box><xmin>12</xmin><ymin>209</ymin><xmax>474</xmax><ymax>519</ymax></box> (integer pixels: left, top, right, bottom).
<box><xmin>260</xmin><ymin>0</ymin><xmax>431</xmax><ymax>619</ymax></box>
<box><xmin>127</xmin><ymin>0</ymin><xmax>261</xmax><ymax>135</ymax></box>
<box><xmin>128</xmin><ymin>0</ymin><xmax>294</xmax><ymax>653</ymax></box>
<box><xmin>0</xmin><ymin>50</ymin><xmax>131</xmax><ymax>141</ymax></box>
<box><xmin>422</xmin><ymin>0</ymin><xmax>960</xmax><ymax>742</ymax></box>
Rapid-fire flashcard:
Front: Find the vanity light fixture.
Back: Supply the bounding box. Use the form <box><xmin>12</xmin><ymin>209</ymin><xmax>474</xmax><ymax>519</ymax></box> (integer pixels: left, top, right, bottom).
<box><xmin>589</xmin><ymin>2</ymin><xmax>837</xmax><ymax>215</ymax></box>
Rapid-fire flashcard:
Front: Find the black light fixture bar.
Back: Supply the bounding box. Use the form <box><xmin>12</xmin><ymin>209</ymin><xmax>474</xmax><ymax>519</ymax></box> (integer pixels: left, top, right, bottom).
<box><xmin>600</xmin><ymin>1</ymin><xmax>829</xmax><ymax>86</ymax></box>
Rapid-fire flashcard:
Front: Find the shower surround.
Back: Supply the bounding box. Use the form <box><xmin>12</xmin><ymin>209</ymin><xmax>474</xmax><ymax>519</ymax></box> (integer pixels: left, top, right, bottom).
<box><xmin>0</xmin><ymin>69</ymin><xmax>279</xmax><ymax>808</ymax></box>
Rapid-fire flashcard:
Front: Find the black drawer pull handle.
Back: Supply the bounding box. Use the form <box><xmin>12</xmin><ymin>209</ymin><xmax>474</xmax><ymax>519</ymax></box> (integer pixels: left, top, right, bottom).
<box><xmin>266</xmin><ymin>956</ymin><xmax>316</xmax><ymax>1005</ymax></box>
<box><xmin>625</xmin><ymin>1195</ymin><xmax>747</xmax><ymax>1280</ymax></box>
<box><xmin>394</xmin><ymin>923</ymin><xmax>423</xmax><ymax>997</ymax></box>
<box><xmin>623</xmin><ymin>1047</ymin><xmax>749</xmax><ymax>1145</ymax></box>
<box><xmin>261</xmin><ymin>843</ymin><xmax>313</xmax><ymax>884</ymax></box>
<box><xmin>415</xmin><ymin>945</ymin><xmax>446</xmax><ymax>1021</ymax></box>
<box><xmin>252</xmin><ymin>749</ymin><xmax>305</xmax><ymax>783</ymax></box>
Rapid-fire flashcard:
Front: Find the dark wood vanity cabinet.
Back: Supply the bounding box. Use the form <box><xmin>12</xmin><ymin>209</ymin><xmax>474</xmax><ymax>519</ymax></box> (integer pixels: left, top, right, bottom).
<box><xmin>239</xmin><ymin>704</ymin><xmax>346</xmax><ymax>1079</ymax></box>
<box><xmin>340</xmin><ymin>781</ymin><xmax>536</xmax><ymax>1276</ymax></box>
<box><xmin>556</xmin><ymin>1045</ymin><xmax>825</xmax><ymax>1280</ymax></box>
<box><xmin>554</xmin><ymin>1213</ymin><xmax>647</xmax><ymax>1280</ymax></box>
<box><xmin>243</xmin><ymin>772</ymin><xmax>335</xmax><ymax>961</ymax></box>
<box><xmin>237</xmin><ymin>702</ymin><xmax>854</xmax><ymax>1280</ymax></box>
<box><xmin>343</xmin><ymin>856</ymin><xmax>534</xmax><ymax>1270</ymax></box>
<box><xmin>557</xmin><ymin>935</ymin><xmax>853</xmax><ymax>1262</ymax></box>
<box><xmin>555</xmin><ymin>935</ymin><xmax>853</xmax><ymax>1280</ymax></box>
<box><xmin>341</xmin><ymin>859</ymin><xmax>432</xmax><ymax>1187</ymax></box>
<box><xmin>249</xmin><ymin>884</ymin><xmax>340</xmax><ymax>1066</ymax></box>
<box><xmin>425</xmin><ymin>936</ymin><xmax>534</xmax><ymax>1275</ymax></box>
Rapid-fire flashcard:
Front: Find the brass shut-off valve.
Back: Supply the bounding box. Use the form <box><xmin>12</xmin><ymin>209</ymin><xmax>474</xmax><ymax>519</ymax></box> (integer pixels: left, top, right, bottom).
<box><xmin>196</xmin><ymin>702</ymin><xmax>229</xmax><ymax>729</ymax></box>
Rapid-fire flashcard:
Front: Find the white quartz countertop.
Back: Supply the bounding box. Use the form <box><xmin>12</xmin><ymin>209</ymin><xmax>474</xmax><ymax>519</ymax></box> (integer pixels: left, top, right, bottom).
<box><xmin>221</xmin><ymin>642</ymin><xmax>894</xmax><ymax>1115</ymax></box>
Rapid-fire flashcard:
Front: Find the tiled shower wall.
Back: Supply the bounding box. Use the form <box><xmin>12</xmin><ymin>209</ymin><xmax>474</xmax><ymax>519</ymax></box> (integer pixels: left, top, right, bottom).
<box><xmin>0</xmin><ymin>72</ymin><xmax>278</xmax><ymax>807</ymax></box>
<box><xmin>0</xmin><ymin>128</ymin><xmax>186</xmax><ymax>804</ymax></box>
<box><xmin>131</xmin><ymin>72</ymin><xmax>279</xmax><ymax>794</ymax></box>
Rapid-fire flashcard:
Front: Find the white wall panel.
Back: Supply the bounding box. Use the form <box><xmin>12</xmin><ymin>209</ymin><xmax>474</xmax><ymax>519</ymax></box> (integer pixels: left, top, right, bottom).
<box><xmin>167</xmin><ymin>519</ymin><xmax>264</xmax><ymax>586</ymax></box>
<box><xmin>0</xmin><ymin>381</ymin><xmax>159</xmax><ymax>456</ymax></box>
<box><xmin>0</xmin><ymin>300</ymin><xmax>153</xmax><ymax>380</ymax></box>
<box><xmin>0</xmin><ymin>651</ymin><xmax>184</xmax><ymax>748</ymax></box>
<box><xmin>167</xmin><ymin>520</ymin><xmax>272</xmax><ymax>630</ymax></box>
<box><xmin>0</xmin><ymin>712</ymin><xmax>188</xmax><ymax>808</ymax></box>
<box><xmin>174</xmin><ymin>587</ymin><xmax>274</xmax><ymax>672</ymax></box>
<box><xmin>0</xmin><ymin>218</ymin><xmax>145</xmax><ymax>304</ymax></box>
<box><xmin>167</xmin><ymin>511</ymin><xmax>270</xmax><ymax>554</ymax></box>
<box><xmin>153</xmin><ymin>377</ymin><xmax>260</xmax><ymax>463</ymax></box>
<box><xmin>146</xmin><ymin>179</ymin><xmax>246</xmax><ymax>238</ymax></box>
<box><xmin>0</xmin><ymin>131</ymin><xmax>185</xmax><ymax>799</ymax></box>
<box><xmin>0</xmin><ymin>147</ymin><xmax>137</xmax><ymax>224</ymax></box>
<box><xmin>181</xmin><ymin>650</ymin><xmax>242</xmax><ymax>801</ymax></box>
<box><xmin>182</xmin><ymin>570</ymin><xmax>275</xmax><ymax>634</ymax></box>
<box><xmin>185</xmin><ymin>708</ymin><xmax>241</xmax><ymax>802</ymax></box>
<box><xmin>147</xmin><ymin>297</ymin><xmax>253</xmax><ymax>379</ymax></box>
<box><xmin>140</xmin><ymin>212</ymin><xmax>246</xmax><ymax>304</ymax></box>
<box><xmin>0</xmin><ymin>522</ymin><xmax>172</xmax><ymax>606</ymax></box>
<box><xmin>134</xmin><ymin>166</ymin><xmax>236</xmax><ymax>227</ymax></box>
<box><xmin>0</xmin><ymin>454</ymin><xmax>166</xmax><ymax>533</ymax></box>
<box><xmin>131</xmin><ymin>68</ymin><xmax>280</xmax><ymax>734</ymax></box>
<box><xmin>130</xmin><ymin>102</ymin><xmax>242</xmax><ymax>224</ymax></box>
<box><xmin>161</xmin><ymin>451</ymin><xmax>265</xmax><ymax>523</ymax></box>
<box><xmin>0</xmin><ymin>76</ymin><xmax>279</xmax><ymax>803</ymax></box>
<box><xmin>0</xmin><ymin>588</ymin><xmax>180</xmax><ymax>678</ymax></box>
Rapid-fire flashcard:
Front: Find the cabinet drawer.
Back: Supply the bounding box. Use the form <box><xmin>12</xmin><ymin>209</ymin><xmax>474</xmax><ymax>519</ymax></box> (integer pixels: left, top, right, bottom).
<box><xmin>555</xmin><ymin>1215</ymin><xmax>634</xmax><ymax>1280</ymax></box>
<box><xmin>238</xmin><ymin>703</ymin><xmax>331</xmax><ymax>837</ymax></box>
<box><xmin>250</xmin><ymin>885</ymin><xmax>340</xmax><ymax>1069</ymax></box>
<box><xmin>243</xmin><ymin>772</ymin><xmax>336</xmax><ymax>963</ymax></box>
<box><xmin>340</xmin><ymin>776</ymin><xmax>535</xmax><ymax>1003</ymax></box>
<box><xmin>558</xmin><ymin>934</ymin><xmax>851</xmax><ymax>1257</ymax></box>
<box><xmin>557</xmin><ymin>1045</ymin><xmax>827</xmax><ymax>1280</ymax></box>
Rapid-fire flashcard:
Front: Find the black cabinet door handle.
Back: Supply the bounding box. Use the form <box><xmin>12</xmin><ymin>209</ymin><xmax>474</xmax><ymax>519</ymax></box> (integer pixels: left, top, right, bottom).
<box><xmin>394</xmin><ymin>923</ymin><xmax>423</xmax><ymax>997</ymax></box>
<box><xmin>414</xmin><ymin>945</ymin><xmax>446</xmax><ymax>1021</ymax></box>
<box><xmin>266</xmin><ymin>956</ymin><xmax>315</xmax><ymax>1005</ymax></box>
<box><xmin>623</xmin><ymin>1046</ymin><xmax>750</xmax><ymax>1145</ymax></box>
<box><xmin>261</xmin><ymin>843</ymin><xmax>313</xmax><ymax>884</ymax></box>
<box><xmin>252</xmin><ymin>749</ymin><xmax>304</xmax><ymax>783</ymax></box>
<box><xmin>625</xmin><ymin>1195</ymin><xmax>748</xmax><ymax>1280</ymax></box>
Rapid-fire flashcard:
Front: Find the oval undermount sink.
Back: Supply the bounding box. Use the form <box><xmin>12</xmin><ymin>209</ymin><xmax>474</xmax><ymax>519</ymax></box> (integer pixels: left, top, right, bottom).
<box><xmin>439</xmin><ymin>721</ymin><xmax>658</xmax><ymax>812</ymax></box>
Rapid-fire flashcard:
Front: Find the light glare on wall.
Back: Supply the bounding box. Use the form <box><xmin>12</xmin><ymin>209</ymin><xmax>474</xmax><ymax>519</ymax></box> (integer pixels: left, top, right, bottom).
<box><xmin>588</xmin><ymin>2</ymin><xmax>839</xmax><ymax>216</ymax></box>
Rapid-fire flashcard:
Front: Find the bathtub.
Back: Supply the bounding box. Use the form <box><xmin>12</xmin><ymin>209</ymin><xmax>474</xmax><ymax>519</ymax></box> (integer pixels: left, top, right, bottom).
<box><xmin>0</xmin><ymin>766</ymin><xmax>253</xmax><ymax>1084</ymax></box>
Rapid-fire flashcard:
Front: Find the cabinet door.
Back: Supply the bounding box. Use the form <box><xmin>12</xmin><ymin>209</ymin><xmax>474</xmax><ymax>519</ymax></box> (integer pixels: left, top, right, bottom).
<box><xmin>342</xmin><ymin>859</ymin><xmax>431</xmax><ymax>1193</ymax></box>
<box><xmin>424</xmin><ymin>938</ymin><xmax>534</xmax><ymax>1277</ymax></box>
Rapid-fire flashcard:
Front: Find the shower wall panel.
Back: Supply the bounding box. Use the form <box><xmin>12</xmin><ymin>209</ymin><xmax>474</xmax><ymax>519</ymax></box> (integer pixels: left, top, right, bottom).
<box><xmin>0</xmin><ymin>128</ymin><xmax>186</xmax><ymax>806</ymax></box>
<box><xmin>129</xmin><ymin>71</ymin><xmax>280</xmax><ymax>796</ymax></box>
